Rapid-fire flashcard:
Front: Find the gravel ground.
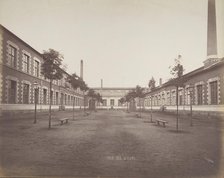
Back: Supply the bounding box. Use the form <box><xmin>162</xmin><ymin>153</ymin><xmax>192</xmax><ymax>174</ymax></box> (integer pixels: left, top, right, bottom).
<box><xmin>0</xmin><ymin>110</ymin><xmax>223</xmax><ymax>178</ymax></box>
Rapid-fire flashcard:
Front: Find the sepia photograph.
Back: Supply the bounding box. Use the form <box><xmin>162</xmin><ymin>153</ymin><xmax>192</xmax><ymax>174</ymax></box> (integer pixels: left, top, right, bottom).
<box><xmin>0</xmin><ymin>0</ymin><xmax>223</xmax><ymax>177</ymax></box>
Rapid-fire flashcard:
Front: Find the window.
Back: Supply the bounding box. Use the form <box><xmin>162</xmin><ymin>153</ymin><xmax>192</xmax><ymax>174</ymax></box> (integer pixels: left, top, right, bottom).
<box><xmin>23</xmin><ymin>54</ymin><xmax>29</xmax><ymax>73</ymax></box>
<box><xmin>179</xmin><ymin>95</ymin><xmax>183</xmax><ymax>105</ymax></box>
<box><xmin>60</xmin><ymin>93</ymin><xmax>64</xmax><ymax>105</ymax></box>
<box><xmin>34</xmin><ymin>88</ymin><xmax>39</xmax><ymax>104</ymax></box>
<box><xmin>210</xmin><ymin>81</ymin><xmax>218</xmax><ymax>104</ymax></box>
<box><xmin>197</xmin><ymin>85</ymin><xmax>203</xmax><ymax>105</ymax></box>
<box><xmin>110</xmin><ymin>99</ymin><xmax>114</xmax><ymax>106</ymax></box>
<box><xmin>56</xmin><ymin>92</ymin><xmax>59</xmax><ymax>105</ymax></box>
<box><xmin>8</xmin><ymin>80</ymin><xmax>17</xmax><ymax>104</ymax></box>
<box><xmin>65</xmin><ymin>94</ymin><xmax>67</xmax><ymax>105</ymax></box>
<box><xmin>118</xmin><ymin>100</ymin><xmax>122</xmax><ymax>106</ymax></box>
<box><xmin>68</xmin><ymin>95</ymin><xmax>70</xmax><ymax>105</ymax></box>
<box><xmin>34</xmin><ymin>60</ymin><xmax>39</xmax><ymax>77</ymax></box>
<box><xmin>43</xmin><ymin>89</ymin><xmax>47</xmax><ymax>104</ymax></box>
<box><xmin>9</xmin><ymin>45</ymin><xmax>17</xmax><ymax>68</ymax></box>
<box><xmin>103</xmin><ymin>99</ymin><xmax>107</xmax><ymax>106</ymax></box>
<box><xmin>50</xmin><ymin>91</ymin><xmax>53</xmax><ymax>104</ymax></box>
<box><xmin>23</xmin><ymin>84</ymin><xmax>29</xmax><ymax>104</ymax></box>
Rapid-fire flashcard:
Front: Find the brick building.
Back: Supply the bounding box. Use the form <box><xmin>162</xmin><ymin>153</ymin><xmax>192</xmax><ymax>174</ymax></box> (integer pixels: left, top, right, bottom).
<box><xmin>0</xmin><ymin>25</ymin><xmax>85</xmax><ymax>114</ymax></box>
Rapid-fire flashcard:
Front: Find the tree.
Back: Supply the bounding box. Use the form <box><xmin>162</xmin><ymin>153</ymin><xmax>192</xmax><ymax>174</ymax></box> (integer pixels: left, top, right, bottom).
<box><xmin>124</xmin><ymin>90</ymin><xmax>136</xmax><ymax>112</ymax></box>
<box><xmin>119</xmin><ymin>97</ymin><xmax>125</xmax><ymax>107</ymax></box>
<box><xmin>87</xmin><ymin>89</ymin><xmax>103</xmax><ymax>110</ymax></box>
<box><xmin>134</xmin><ymin>85</ymin><xmax>145</xmax><ymax>118</ymax></box>
<box><xmin>148</xmin><ymin>77</ymin><xmax>156</xmax><ymax>90</ymax></box>
<box><xmin>67</xmin><ymin>73</ymin><xmax>81</xmax><ymax>120</ymax></box>
<box><xmin>79</xmin><ymin>79</ymin><xmax>89</xmax><ymax>113</ymax></box>
<box><xmin>169</xmin><ymin>55</ymin><xmax>184</xmax><ymax>131</ymax></box>
<box><xmin>42</xmin><ymin>49</ymin><xmax>63</xmax><ymax>129</ymax></box>
<box><xmin>148</xmin><ymin>77</ymin><xmax>156</xmax><ymax>122</ymax></box>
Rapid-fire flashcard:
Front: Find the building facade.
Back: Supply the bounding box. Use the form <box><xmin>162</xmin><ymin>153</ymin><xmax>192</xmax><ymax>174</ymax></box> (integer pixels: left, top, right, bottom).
<box><xmin>0</xmin><ymin>25</ymin><xmax>85</xmax><ymax>115</ymax></box>
<box><xmin>143</xmin><ymin>59</ymin><xmax>224</xmax><ymax>114</ymax></box>
<box><xmin>93</xmin><ymin>88</ymin><xmax>133</xmax><ymax>109</ymax></box>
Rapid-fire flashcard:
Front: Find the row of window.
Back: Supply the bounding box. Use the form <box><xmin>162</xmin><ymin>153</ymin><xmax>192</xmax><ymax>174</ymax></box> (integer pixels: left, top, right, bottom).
<box><xmin>8</xmin><ymin>44</ymin><xmax>83</xmax><ymax>95</ymax></box>
<box><xmin>144</xmin><ymin>81</ymin><xmax>218</xmax><ymax>106</ymax></box>
<box><xmin>8</xmin><ymin>44</ymin><xmax>40</xmax><ymax>77</ymax></box>
<box><xmin>8</xmin><ymin>79</ymin><xmax>83</xmax><ymax>106</ymax></box>
<box><xmin>96</xmin><ymin>99</ymin><xmax>126</xmax><ymax>107</ymax></box>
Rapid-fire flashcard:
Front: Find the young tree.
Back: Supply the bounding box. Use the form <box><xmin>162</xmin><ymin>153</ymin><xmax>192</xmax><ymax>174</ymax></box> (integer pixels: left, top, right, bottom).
<box><xmin>148</xmin><ymin>77</ymin><xmax>156</xmax><ymax>122</ymax></box>
<box><xmin>119</xmin><ymin>97</ymin><xmax>125</xmax><ymax>109</ymax></box>
<box><xmin>87</xmin><ymin>89</ymin><xmax>103</xmax><ymax>110</ymax></box>
<box><xmin>67</xmin><ymin>73</ymin><xmax>81</xmax><ymax>120</ymax></box>
<box><xmin>42</xmin><ymin>49</ymin><xmax>63</xmax><ymax>129</ymax></box>
<box><xmin>124</xmin><ymin>90</ymin><xmax>136</xmax><ymax>112</ymax></box>
<box><xmin>169</xmin><ymin>55</ymin><xmax>184</xmax><ymax>131</ymax></box>
<box><xmin>79</xmin><ymin>79</ymin><xmax>89</xmax><ymax>113</ymax></box>
<box><xmin>148</xmin><ymin>77</ymin><xmax>156</xmax><ymax>90</ymax></box>
<box><xmin>134</xmin><ymin>85</ymin><xmax>145</xmax><ymax>118</ymax></box>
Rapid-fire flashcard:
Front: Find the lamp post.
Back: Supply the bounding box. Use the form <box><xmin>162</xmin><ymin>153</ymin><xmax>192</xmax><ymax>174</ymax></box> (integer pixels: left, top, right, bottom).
<box><xmin>150</xmin><ymin>95</ymin><xmax>153</xmax><ymax>122</ymax></box>
<box><xmin>33</xmin><ymin>81</ymin><xmax>38</xmax><ymax>124</ymax></box>
<box><xmin>189</xmin><ymin>84</ymin><xmax>194</xmax><ymax>126</ymax></box>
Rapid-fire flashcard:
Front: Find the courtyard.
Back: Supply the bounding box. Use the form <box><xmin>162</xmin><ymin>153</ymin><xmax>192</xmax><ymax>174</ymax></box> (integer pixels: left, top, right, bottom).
<box><xmin>0</xmin><ymin>110</ymin><xmax>223</xmax><ymax>178</ymax></box>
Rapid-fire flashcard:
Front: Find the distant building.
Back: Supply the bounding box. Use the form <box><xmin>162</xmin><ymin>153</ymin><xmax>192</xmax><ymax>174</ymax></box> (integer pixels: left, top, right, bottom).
<box><xmin>93</xmin><ymin>87</ymin><xmax>133</xmax><ymax>109</ymax></box>
<box><xmin>0</xmin><ymin>25</ymin><xmax>85</xmax><ymax>115</ymax></box>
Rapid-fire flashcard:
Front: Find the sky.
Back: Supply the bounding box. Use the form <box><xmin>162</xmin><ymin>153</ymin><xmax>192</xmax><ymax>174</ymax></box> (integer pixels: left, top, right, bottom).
<box><xmin>0</xmin><ymin>0</ymin><xmax>208</xmax><ymax>88</ymax></box>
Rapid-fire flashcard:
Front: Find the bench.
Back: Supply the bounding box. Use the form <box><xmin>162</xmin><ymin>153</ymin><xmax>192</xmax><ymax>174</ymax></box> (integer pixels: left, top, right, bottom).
<box><xmin>84</xmin><ymin>112</ymin><xmax>90</xmax><ymax>116</ymax></box>
<box><xmin>59</xmin><ymin>118</ymin><xmax>69</xmax><ymax>125</ymax></box>
<box><xmin>156</xmin><ymin>119</ymin><xmax>168</xmax><ymax>127</ymax></box>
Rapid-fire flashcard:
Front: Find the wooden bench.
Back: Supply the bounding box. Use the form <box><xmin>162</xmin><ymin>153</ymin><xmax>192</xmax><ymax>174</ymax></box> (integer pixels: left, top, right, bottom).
<box><xmin>84</xmin><ymin>112</ymin><xmax>90</xmax><ymax>116</ymax></box>
<box><xmin>156</xmin><ymin>119</ymin><xmax>168</xmax><ymax>127</ymax></box>
<box><xmin>59</xmin><ymin>118</ymin><xmax>69</xmax><ymax>125</ymax></box>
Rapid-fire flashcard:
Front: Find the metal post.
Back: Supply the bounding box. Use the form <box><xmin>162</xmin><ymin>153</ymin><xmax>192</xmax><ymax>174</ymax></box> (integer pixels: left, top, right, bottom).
<box><xmin>176</xmin><ymin>86</ymin><xmax>179</xmax><ymax>131</ymax></box>
<box><xmin>34</xmin><ymin>88</ymin><xmax>37</xmax><ymax>124</ymax></box>
<box><xmin>190</xmin><ymin>91</ymin><xmax>193</xmax><ymax>126</ymax></box>
<box><xmin>73</xmin><ymin>93</ymin><xmax>75</xmax><ymax>120</ymax></box>
<box><xmin>33</xmin><ymin>81</ymin><xmax>38</xmax><ymax>124</ymax></box>
<box><xmin>150</xmin><ymin>96</ymin><xmax>153</xmax><ymax>122</ymax></box>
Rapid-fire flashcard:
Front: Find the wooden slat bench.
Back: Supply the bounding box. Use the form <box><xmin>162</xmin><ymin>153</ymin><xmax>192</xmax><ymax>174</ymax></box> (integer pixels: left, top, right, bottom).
<box><xmin>84</xmin><ymin>112</ymin><xmax>90</xmax><ymax>116</ymax></box>
<box><xmin>59</xmin><ymin>118</ymin><xmax>69</xmax><ymax>125</ymax></box>
<box><xmin>156</xmin><ymin>119</ymin><xmax>168</xmax><ymax>127</ymax></box>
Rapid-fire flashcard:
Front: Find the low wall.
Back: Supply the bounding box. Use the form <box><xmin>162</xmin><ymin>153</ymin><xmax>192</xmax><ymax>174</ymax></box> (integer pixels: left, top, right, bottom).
<box><xmin>0</xmin><ymin>104</ymin><xmax>84</xmax><ymax>117</ymax></box>
<box><xmin>142</xmin><ymin>105</ymin><xmax>224</xmax><ymax>118</ymax></box>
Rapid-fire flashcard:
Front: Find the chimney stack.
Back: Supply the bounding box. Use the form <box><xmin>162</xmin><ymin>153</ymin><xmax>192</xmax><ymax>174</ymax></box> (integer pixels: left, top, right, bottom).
<box><xmin>80</xmin><ymin>60</ymin><xmax>83</xmax><ymax>79</ymax></box>
<box><xmin>159</xmin><ymin>78</ymin><xmax>162</xmax><ymax>86</ymax></box>
<box><xmin>101</xmin><ymin>79</ymin><xmax>103</xmax><ymax>88</ymax></box>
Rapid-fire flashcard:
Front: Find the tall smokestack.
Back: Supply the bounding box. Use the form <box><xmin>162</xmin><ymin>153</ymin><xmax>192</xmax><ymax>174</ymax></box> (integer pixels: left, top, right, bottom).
<box><xmin>101</xmin><ymin>79</ymin><xmax>103</xmax><ymax>88</ymax></box>
<box><xmin>159</xmin><ymin>78</ymin><xmax>162</xmax><ymax>87</ymax></box>
<box><xmin>80</xmin><ymin>60</ymin><xmax>83</xmax><ymax>79</ymax></box>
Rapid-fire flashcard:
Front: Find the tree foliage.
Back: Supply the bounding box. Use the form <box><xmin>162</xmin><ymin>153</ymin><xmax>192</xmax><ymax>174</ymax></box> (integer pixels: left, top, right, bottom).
<box><xmin>87</xmin><ymin>89</ymin><xmax>103</xmax><ymax>103</ymax></box>
<box><xmin>41</xmin><ymin>48</ymin><xmax>64</xmax><ymax>129</ymax></box>
<box><xmin>42</xmin><ymin>49</ymin><xmax>63</xmax><ymax>80</ymax></box>
<box><xmin>169</xmin><ymin>55</ymin><xmax>184</xmax><ymax>79</ymax></box>
<box><xmin>148</xmin><ymin>77</ymin><xmax>156</xmax><ymax>90</ymax></box>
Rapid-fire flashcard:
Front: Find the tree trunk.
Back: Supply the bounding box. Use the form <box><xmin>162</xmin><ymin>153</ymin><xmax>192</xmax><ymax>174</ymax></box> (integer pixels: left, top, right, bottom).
<box><xmin>49</xmin><ymin>80</ymin><xmax>52</xmax><ymax>129</ymax></box>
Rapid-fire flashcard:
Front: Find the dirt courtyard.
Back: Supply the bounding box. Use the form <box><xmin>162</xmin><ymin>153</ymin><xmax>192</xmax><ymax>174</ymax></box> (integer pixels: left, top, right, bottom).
<box><xmin>0</xmin><ymin>110</ymin><xmax>224</xmax><ymax>178</ymax></box>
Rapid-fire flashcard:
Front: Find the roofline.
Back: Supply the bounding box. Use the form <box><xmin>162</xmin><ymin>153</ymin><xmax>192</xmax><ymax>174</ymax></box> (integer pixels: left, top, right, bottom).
<box><xmin>145</xmin><ymin>59</ymin><xmax>224</xmax><ymax>95</ymax></box>
<box><xmin>0</xmin><ymin>24</ymin><xmax>43</xmax><ymax>57</ymax></box>
<box><xmin>0</xmin><ymin>24</ymin><xmax>83</xmax><ymax>80</ymax></box>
